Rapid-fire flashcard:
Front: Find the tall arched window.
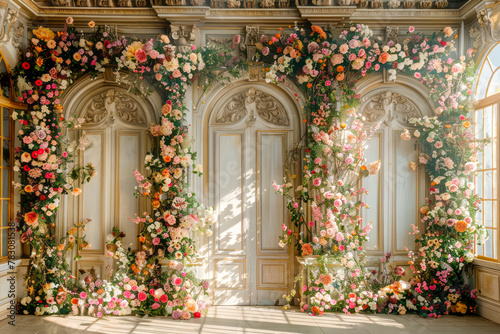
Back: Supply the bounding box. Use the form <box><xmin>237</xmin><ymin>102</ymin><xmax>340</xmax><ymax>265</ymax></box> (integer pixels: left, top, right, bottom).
<box><xmin>0</xmin><ymin>50</ymin><xmax>21</xmax><ymax>262</ymax></box>
<box><xmin>474</xmin><ymin>42</ymin><xmax>500</xmax><ymax>261</ymax></box>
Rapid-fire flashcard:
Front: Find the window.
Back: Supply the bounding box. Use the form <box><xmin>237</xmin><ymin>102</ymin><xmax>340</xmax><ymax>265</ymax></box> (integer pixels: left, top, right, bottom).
<box><xmin>474</xmin><ymin>42</ymin><xmax>500</xmax><ymax>261</ymax></box>
<box><xmin>0</xmin><ymin>104</ymin><xmax>12</xmax><ymax>261</ymax></box>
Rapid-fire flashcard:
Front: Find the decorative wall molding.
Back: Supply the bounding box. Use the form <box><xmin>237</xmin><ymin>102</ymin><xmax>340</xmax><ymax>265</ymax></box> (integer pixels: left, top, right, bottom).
<box><xmin>362</xmin><ymin>90</ymin><xmax>421</xmax><ymax>126</ymax></box>
<box><xmin>81</xmin><ymin>89</ymin><xmax>147</xmax><ymax>127</ymax></box>
<box><xmin>215</xmin><ymin>88</ymin><xmax>289</xmax><ymax>126</ymax></box>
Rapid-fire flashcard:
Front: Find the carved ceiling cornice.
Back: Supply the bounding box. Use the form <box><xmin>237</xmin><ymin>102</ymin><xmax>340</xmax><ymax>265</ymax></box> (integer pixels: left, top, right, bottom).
<box><xmin>14</xmin><ymin>0</ymin><xmax>487</xmax><ymax>25</ymax></box>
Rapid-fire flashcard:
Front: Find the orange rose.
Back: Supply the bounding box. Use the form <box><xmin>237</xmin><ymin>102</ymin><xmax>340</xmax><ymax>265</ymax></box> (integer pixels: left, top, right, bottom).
<box><xmin>378</xmin><ymin>52</ymin><xmax>390</xmax><ymax>64</ymax></box>
<box><xmin>455</xmin><ymin>220</ymin><xmax>468</xmax><ymax>233</ymax></box>
<box><xmin>337</xmin><ymin>65</ymin><xmax>344</xmax><ymax>72</ymax></box>
<box><xmin>336</xmin><ymin>72</ymin><xmax>345</xmax><ymax>81</ymax></box>
<box><xmin>162</xmin><ymin>103</ymin><xmax>172</xmax><ymax>115</ymax></box>
<box><xmin>301</xmin><ymin>243</ymin><xmax>313</xmax><ymax>256</ymax></box>
<box><xmin>24</xmin><ymin>212</ymin><xmax>39</xmax><ymax>226</ymax></box>
<box><xmin>311</xmin><ymin>306</ymin><xmax>321</xmax><ymax>314</ymax></box>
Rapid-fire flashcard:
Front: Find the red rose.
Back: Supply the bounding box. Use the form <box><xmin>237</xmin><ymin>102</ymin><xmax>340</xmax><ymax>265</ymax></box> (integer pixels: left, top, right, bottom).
<box><xmin>35</xmin><ymin>79</ymin><xmax>42</xmax><ymax>86</ymax></box>
<box><xmin>22</xmin><ymin>62</ymin><xmax>30</xmax><ymax>70</ymax></box>
<box><xmin>193</xmin><ymin>312</ymin><xmax>201</xmax><ymax>319</ymax></box>
<box><xmin>40</xmin><ymin>195</ymin><xmax>46</xmax><ymax>201</ymax></box>
<box><xmin>23</xmin><ymin>165</ymin><xmax>30</xmax><ymax>172</ymax></box>
<box><xmin>103</xmin><ymin>40</ymin><xmax>111</xmax><ymax>49</ymax></box>
<box><xmin>440</xmin><ymin>41</ymin><xmax>447</xmax><ymax>47</ymax></box>
<box><xmin>38</xmin><ymin>148</ymin><xmax>44</xmax><ymax>155</ymax></box>
<box><xmin>31</xmin><ymin>151</ymin><xmax>38</xmax><ymax>159</ymax></box>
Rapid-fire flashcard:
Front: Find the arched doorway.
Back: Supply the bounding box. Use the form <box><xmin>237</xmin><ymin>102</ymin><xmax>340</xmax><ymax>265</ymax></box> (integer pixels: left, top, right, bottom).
<box><xmin>203</xmin><ymin>81</ymin><xmax>303</xmax><ymax>305</ymax></box>
<box><xmin>356</xmin><ymin>76</ymin><xmax>433</xmax><ymax>267</ymax></box>
<box><xmin>60</xmin><ymin>76</ymin><xmax>162</xmax><ymax>278</ymax></box>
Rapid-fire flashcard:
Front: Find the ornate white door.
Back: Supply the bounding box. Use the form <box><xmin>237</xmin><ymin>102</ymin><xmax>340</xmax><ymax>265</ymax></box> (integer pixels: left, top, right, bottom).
<box><xmin>62</xmin><ymin>83</ymin><xmax>158</xmax><ymax>278</ymax></box>
<box><xmin>208</xmin><ymin>86</ymin><xmax>299</xmax><ymax>305</ymax></box>
<box><xmin>358</xmin><ymin>87</ymin><xmax>431</xmax><ymax>266</ymax></box>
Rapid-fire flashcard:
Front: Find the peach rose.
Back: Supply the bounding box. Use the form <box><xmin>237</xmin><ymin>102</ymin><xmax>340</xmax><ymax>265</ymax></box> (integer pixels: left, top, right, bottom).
<box><xmin>378</xmin><ymin>52</ymin><xmax>389</xmax><ymax>64</ymax></box>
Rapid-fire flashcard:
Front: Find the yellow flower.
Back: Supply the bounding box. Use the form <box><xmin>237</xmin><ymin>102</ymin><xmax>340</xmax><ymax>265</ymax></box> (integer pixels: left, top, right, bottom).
<box><xmin>33</xmin><ymin>26</ymin><xmax>56</xmax><ymax>42</ymax></box>
<box><xmin>455</xmin><ymin>301</ymin><xmax>467</xmax><ymax>314</ymax></box>
<box><xmin>88</xmin><ymin>21</ymin><xmax>95</xmax><ymax>28</ymax></box>
<box><xmin>126</xmin><ymin>41</ymin><xmax>144</xmax><ymax>60</ymax></box>
<box><xmin>36</xmin><ymin>57</ymin><xmax>43</xmax><ymax>67</ymax></box>
<box><xmin>463</xmin><ymin>121</ymin><xmax>471</xmax><ymax>128</ymax></box>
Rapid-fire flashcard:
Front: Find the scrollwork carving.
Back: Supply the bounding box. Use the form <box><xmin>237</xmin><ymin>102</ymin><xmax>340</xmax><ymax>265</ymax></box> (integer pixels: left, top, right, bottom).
<box><xmin>82</xmin><ymin>89</ymin><xmax>146</xmax><ymax>127</ymax></box>
<box><xmin>363</xmin><ymin>91</ymin><xmax>420</xmax><ymax>126</ymax></box>
<box><xmin>215</xmin><ymin>88</ymin><xmax>289</xmax><ymax>126</ymax></box>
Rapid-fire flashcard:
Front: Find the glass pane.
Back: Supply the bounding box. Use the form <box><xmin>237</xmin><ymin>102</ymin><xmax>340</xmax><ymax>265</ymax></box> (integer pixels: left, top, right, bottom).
<box><xmin>477</xmin><ymin>201</ymin><xmax>483</xmax><ymax>225</ymax></box>
<box><xmin>2</xmin><ymin>170</ymin><xmax>9</xmax><ymax>198</ymax></box>
<box><xmin>476</xmin><ymin>172</ymin><xmax>484</xmax><ymax>198</ymax></box>
<box><xmin>485</xmin><ymin>171</ymin><xmax>493</xmax><ymax>199</ymax></box>
<box><xmin>2</xmin><ymin>108</ymin><xmax>9</xmax><ymax>138</ymax></box>
<box><xmin>485</xmin><ymin>201</ymin><xmax>493</xmax><ymax>227</ymax></box>
<box><xmin>485</xmin><ymin>105</ymin><xmax>493</xmax><ymax>139</ymax></box>
<box><xmin>488</xmin><ymin>44</ymin><xmax>500</xmax><ymax>68</ymax></box>
<box><xmin>477</xmin><ymin>64</ymin><xmax>492</xmax><ymax>100</ymax></box>
<box><xmin>485</xmin><ymin>229</ymin><xmax>494</xmax><ymax>258</ymax></box>
<box><xmin>2</xmin><ymin>140</ymin><xmax>9</xmax><ymax>167</ymax></box>
<box><xmin>0</xmin><ymin>62</ymin><xmax>8</xmax><ymax>99</ymax></box>
<box><xmin>487</xmin><ymin>70</ymin><xmax>500</xmax><ymax>97</ymax></box>
<box><xmin>477</xmin><ymin>241</ymin><xmax>484</xmax><ymax>256</ymax></box>
<box><xmin>476</xmin><ymin>108</ymin><xmax>484</xmax><ymax>139</ymax></box>
<box><xmin>494</xmin><ymin>171</ymin><xmax>498</xmax><ymax>200</ymax></box>
<box><xmin>485</xmin><ymin>140</ymin><xmax>493</xmax><ymax>169</ymax></box>
<box><xmin>1</xmin><ymin>229</ymin><xmax>7</xmax><ymax>258</ymax></box>
<box><xmin>493</xmin><ymin>200</ymin><xmax>498</xmax><ymax>228</ymax></box>
<box><xmin>2</xmin><ymin>200</ymin><xmax>8</xmax><ymax>227</ymax></box>
<box><xmin>493</xmin><ymin>104</ymin><xmax>498</xmax><ymax>139</ymax></box>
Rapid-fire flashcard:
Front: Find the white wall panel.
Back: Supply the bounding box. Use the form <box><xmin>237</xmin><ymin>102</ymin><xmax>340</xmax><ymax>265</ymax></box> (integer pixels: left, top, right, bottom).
<box><xmin>394</xmin><ymin>132</ymin><xmax>417</xmax><ymax>252</ymax></box>
<box><xmin>83</xmin><ymin>133</ymin><xmax>104</xmax><ymax>252</ymax></box>
<box><xmin>362</xmin><ymin>134</ymin><xmax>381</xmax><ymax>252</ymax></box>
<box><xmin>117</xmin><ymin>133</ymin><xmax>140</xmax><ymax>250</ymax></box>
<box><xmin>217</xmin><ymin>134</ymin><xmax>244</xmax><ymax>252</ymax></box>
<box><xmin>259</xmin><ymin>133</ymin><xmax>285</xmax><ymax>252</ymax></box>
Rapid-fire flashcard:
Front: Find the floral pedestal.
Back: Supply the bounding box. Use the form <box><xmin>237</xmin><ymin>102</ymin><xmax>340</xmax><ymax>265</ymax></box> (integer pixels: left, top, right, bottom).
<box><xmin>296</xmin><ymin>255</ymin><xmax>344</xmax><ymax>307</ymax></box>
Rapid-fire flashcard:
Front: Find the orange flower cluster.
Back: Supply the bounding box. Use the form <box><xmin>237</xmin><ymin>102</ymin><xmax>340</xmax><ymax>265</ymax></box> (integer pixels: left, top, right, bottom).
<box><xmin>311</xmin><ymin>25</ymin><xmax>327</xmax><ymax>39</ymax></box>
<box><xmin>455</xmin><ymin>220</ymin><xmax>468</xmax><ymax>233</ymax></box>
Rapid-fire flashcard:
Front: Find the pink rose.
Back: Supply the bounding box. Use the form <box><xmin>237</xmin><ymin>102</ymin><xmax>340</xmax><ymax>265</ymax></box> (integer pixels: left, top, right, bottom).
<box><xmin>138</xmin><ymin>291</ymin><xmax>147</xmax><ymax>301</ymax></box>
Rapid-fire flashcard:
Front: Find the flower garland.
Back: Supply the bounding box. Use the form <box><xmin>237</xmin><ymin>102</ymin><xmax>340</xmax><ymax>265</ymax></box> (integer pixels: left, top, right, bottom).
<box><xmin>257</xmin><ymin>24</ymin><xmax>487</xmax><ymax>317</ymax></box>
<box><xmin>13</xmin><ymin>18</ymin><xmax>242</xmax><ymax>318</ymax></box>
<box><xmin>12</xmin><ymin>18</ymin><xmax>488</xmax><ymax>319</ymax></box>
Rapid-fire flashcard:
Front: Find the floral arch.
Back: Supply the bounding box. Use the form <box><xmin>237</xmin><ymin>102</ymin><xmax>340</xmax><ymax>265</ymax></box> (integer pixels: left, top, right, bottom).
<box><xmin>11</xmin><ymin>21</ymin><xmax>488</xmax><ymax>319</ymax></box>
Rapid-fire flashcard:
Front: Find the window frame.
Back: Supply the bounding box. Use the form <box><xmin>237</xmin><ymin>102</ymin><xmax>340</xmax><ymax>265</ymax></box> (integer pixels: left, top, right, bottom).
<box><xmin>0</xmin><ymin>50</ymin><xmax>27</xmax><ymax>263</ymax></box>
<box><xmin>473</xmin><ymin>41</ymin><xmax>500</xmax><ymax>262</ymax></box>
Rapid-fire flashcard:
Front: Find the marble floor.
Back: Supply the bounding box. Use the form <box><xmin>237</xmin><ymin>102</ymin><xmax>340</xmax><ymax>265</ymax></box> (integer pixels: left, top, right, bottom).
<box><xmin>1</xmin><ymin>306</ymin><xmax>500</xmax><ymax>334</ymax></box>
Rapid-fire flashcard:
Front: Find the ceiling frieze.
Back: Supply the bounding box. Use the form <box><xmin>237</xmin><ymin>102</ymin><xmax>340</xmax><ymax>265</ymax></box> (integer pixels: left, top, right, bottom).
<box><xmin>11</xmin><ymin>0</ymin><xmax>489</xmax><ymax>30</ymax></box>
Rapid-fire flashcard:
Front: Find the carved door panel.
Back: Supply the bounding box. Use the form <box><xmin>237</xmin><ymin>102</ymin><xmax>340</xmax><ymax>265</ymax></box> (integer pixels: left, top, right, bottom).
<box><xmin>359</xmin><ymin>89</ymin><xmax>427</xmax><ymax>265</ymax></box>
<box><xmin>209</xmin><ymin>86</ymin><xmax>296</xmax><ymax>305</ymax></box>
<box><xmin>64</xmin><ymin>87</ymin><xmax>150</xmax><ymax>278</ymax></box>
